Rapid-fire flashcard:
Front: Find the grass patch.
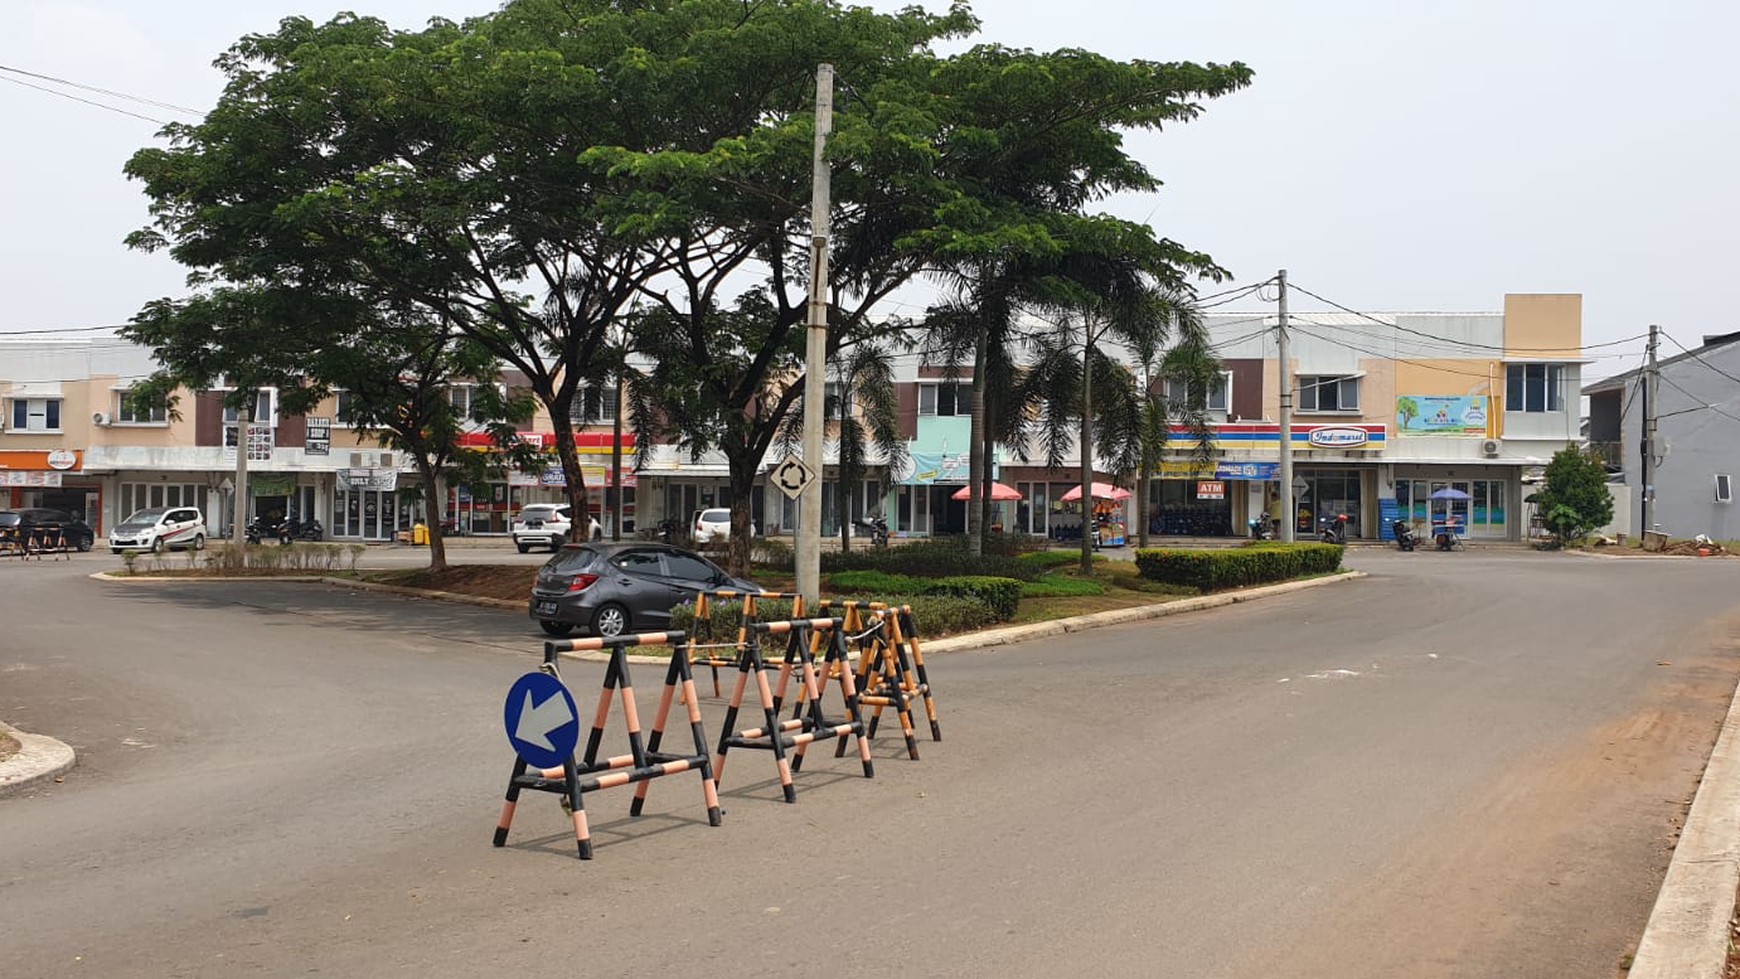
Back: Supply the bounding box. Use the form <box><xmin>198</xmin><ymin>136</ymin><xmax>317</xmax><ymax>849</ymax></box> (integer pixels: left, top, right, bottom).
<box><xmin>1020</xmin><ymin>575</ymin><xmax>1106</xmax><ymax>598</ymax></box>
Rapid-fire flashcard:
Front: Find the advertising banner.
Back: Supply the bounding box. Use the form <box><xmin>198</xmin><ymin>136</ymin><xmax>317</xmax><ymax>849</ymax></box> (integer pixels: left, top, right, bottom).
<box><xmin>1396</xmin><ymin>396</ymin><xmax>1487</xmax><ymax>436</ymax></box>
<box><xmin>305</xmin><ymin>418</ymin><xmax>331</xmax><ymax>456</ymax></box>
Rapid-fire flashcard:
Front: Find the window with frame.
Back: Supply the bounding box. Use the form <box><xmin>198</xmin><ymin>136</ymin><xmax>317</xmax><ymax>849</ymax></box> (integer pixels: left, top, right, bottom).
<box><xmin>917</xmin><ymin>382</ymin><xmax>972</xmax><ymax>417</ymax></box>
<box><xmin>824</xmin><ymin>381</ymin><xmax>849</xmax><ymax>419</ymax></box>
<box><xmin>221</xmin><ymin>388</ymin><xmax>276</xmax><ymax>426</ymax></box>
<box><xmin>115</xmin><ymin>389</ymin><xmax>168</xmax><ymax>425</ymax></box>
<box><xmin>1717</xmin><ymin>473</ymin><xmax>1733</xmax><ymax>504</ymax></box>
<box><xmin>1298</xmin><ymin>375</ymin><xmax>1360</xmax><ymax>412</ymax></box>
<box><xmin>9</xmin><ymin>398</ymin><xmax>62</xmax><ymax>432</ymax></box>
<box><xmin>567</xmin><ymin>384</ymin><xmax>618</xmax><ymax>425</ymax></box>
<box><xmin>447</xmin><ymin>384</ymin><xmax>477</xmax><ymax>421</ymax></box>
<box><xmin>1163</xmin><ymin>372</ymin><xmax>1231</xmax><ymax>413</ymax></box>
<box><xmin>1505</xmin><ymin>363</ymin><xmax>1566</xmax><ymax>413</ymax></box>
<box><xmin>334</xmin><ymin>390</ymin><xmax>360</xmax><ymax>427</ymax></box>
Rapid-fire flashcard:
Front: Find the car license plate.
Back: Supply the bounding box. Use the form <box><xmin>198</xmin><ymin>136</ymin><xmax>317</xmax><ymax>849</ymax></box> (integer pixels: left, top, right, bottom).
<box><xmin>526</xmin><ymin>520</ymin><xmax>543</xmax><ymax>529</ymax></box>
<box><xmin>535</xmin><ymin>601</ymin><xmax>558</xmax><ymax>615</ymax></box>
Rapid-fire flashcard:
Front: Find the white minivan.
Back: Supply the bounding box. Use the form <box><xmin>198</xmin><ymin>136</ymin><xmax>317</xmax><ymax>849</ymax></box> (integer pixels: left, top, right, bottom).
<box><xmin>110</xmin><ymin>506</ymin><xmax>207</xmax><ymax>554</ymax></box>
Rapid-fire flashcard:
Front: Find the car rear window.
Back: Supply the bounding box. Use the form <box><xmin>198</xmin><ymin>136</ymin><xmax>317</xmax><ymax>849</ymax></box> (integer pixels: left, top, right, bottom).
<box><xmin>701</xmin><ymin>509</ymin><xmax>729</xmax><ymax>522</ymax></box>
<box><xmin>541</xmin><ymin>547</ymin><xmax>599</xmax><ymax>573</ymax></box>
<box><xmin>520</xmin><ymin>506</ymin><xmax>563</xmax><ymax>518</ymax></box>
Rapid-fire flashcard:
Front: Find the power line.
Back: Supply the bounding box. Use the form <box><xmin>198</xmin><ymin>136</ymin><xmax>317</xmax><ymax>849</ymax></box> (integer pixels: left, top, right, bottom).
<box><xmin>0</xmin><ymin>64</ymin><xmax>203</xmax><ymax>116</ymax></box>
<box><xmin>0</xmin><ymin>74</ymin><xmax>169</xmax><ymax>126</ymax></box>
<box><xmin>1287</xmin><ymin>280</ymin><xmax>1649</xmax><ymax>355</ymax></box>
<box><xmin>1286</xmin><ymin>321</ymin><xmax>1506</xmax><ymax>381</ymax></box>
<box><xmin>0</xmin><ymin>324</ymin><xmax>130</xmax><ymax>337</ymax></box>
<box><xmin>1658</xmin><ymin>372</ymin><xmax>1740</xmax><ymax>425</ymax></box>
<box><xmin>1661</xmin><ymin>331</ymin><xmax>1740</xmax><ymax>388</ymax></box>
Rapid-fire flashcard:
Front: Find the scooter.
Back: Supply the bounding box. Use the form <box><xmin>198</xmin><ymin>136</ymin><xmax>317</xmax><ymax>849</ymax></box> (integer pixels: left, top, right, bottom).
<box><xmin>1392</xmin><ymin>519</ymin><xmax>1418</xmax><ymax>552</ymax></box>
<box><xmin>1248</xmin><ymin>513</ymin><xmax>1277</xmax><ymax>541</ymax></box>
<box><xmin>1319</xmin><ymin>513</ymin><xmax>1349</xmax><ymax>545</ymax></box>
<box><xmin>854</xmin><ymin>515</ymin><xmax>890</xmax><ymax>550</ymax></box>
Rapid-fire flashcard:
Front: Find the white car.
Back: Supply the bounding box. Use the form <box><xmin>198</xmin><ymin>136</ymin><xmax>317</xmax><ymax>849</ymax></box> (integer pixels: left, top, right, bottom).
<box><xmin>691</xmin><ymin>507</ymin><xmax>755</xmax><ymax>544</ymax></box>
<box><xmin>111</xmin><ymin>506</ymin><xmax>207</xmax><ymax>554</ymax></box>
<box><xmin>511</xmin><ymin>503</ymin><xmax>602</xmax><ymax>553</ymax></box>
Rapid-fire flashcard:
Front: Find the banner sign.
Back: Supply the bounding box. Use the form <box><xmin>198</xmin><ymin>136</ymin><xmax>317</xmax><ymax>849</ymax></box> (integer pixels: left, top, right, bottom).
<box><xmin>1396</xmin><ymin>396</ymin><xmax>1487</xmax><ymax>437</ymax></box>
<box><xmin>223</xmin><ymin>424</ymin><xmax>275</xmax><ymax>461</ymax></box>
<box><xmin>899</xmin><ymin>451</ymin><xmax>971</xmax><ymax>485</ymax></box>
<box><xmin>0</xmin><ymin>471</ymin><xmax>61</xmax><ymax>487</ymax></box>
<box><xmin>338</xmin><ymin>468</ymin><xmax>398</xmax><ymax>491</ymax></box>
<box><xmin>1215</xmin><ymin>462</ymin><xmax>1279</xmax><ymax>481</ymax></box>
<box><xmin>305</xmin><ymin>417</ymin><xmax>331</xmax><ymax>456</ymax></box>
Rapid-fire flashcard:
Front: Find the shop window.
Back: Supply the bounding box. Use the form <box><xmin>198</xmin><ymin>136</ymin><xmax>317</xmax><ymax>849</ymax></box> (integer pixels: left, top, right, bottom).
<box><xmin>1717</xmin><ymin>473</ymin><xmax>1733</xmax><ymax>504</ymax></box>
<box><xmin>9</xmin><ymin>397</ymin><xmax>62</xmax><ymax>432</ymax></box>
<box><xmin>568</xmin><ymin>383</ymin><xmax>617</xmax><ymax>425</ymax></box>
<box><xmin>918</xmin><ymin>382</ymin><xmax>972</xmax><ymax>417</ymax></box>
<box><xmin>1298</xmin><ymin>376</ymin><xmax>1360</xmax><ymax>413</ymax></box>
<box><xmin>1164</xmin><ymin>372</ymin><xmax>1231</xmax><ymax>413</ymax></box>
<box><xmin>334</xmin><ymin>390</ymin><xmax>359</xmax><ymax>427</ymax></box>
<box><xmin>1505</xmin><ymin>364</ymin><xmax>1565</xmax><ymax>413</ymax></box>
<box><xmin>221</xmin><ymin>388</ymin><xmax>277</xmax><ymax>426</ymax></box>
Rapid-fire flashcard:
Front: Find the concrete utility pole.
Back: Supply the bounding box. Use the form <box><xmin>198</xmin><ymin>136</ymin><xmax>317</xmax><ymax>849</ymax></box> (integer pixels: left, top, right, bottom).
<box><xmin>1642</xmin><ymin>323</ymin><xmax>1659</xmax><ymax>535</ymax></box>
<box><xmin>611</xmin><ymin>370</ymin><xmax>624</xmax><ymax>542</ymax></box>
<box><xmin>231</xmin><ymin>393</ymin><xmax>251</xmax><ymax>547</ymax></box>
<box><xmin>1276</xmin><ymin>269</ymin><xmax>1295</xmax><ymax>543</ymax></box>
<box><xmin>796</xmin><ymin>63</ymin><xmax>834</xmax><ymax>603</ymax></box>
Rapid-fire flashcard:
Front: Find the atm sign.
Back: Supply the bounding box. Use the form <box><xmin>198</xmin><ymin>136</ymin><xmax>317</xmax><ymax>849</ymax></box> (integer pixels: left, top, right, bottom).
<box><xmin>1196</xmin><ymin>481</ymin><xmax>1226</xmax><ymax>500</ymax></box>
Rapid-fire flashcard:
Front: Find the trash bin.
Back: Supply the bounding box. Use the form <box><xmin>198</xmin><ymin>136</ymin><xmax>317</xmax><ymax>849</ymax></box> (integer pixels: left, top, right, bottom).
<box><xmin>412</xmin><ymin>522</ymin><xmax>428</xmax><ymax>546</ymax></box>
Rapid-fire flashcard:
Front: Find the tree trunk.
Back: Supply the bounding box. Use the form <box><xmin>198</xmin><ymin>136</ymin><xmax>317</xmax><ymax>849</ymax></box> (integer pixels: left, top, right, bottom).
<box><xmin>725</xmin><ymin>445</ymin><xmax>757</xmax><ymax>578</ymax></box>
<box><xmin>415</xmin><ymin>452</ymin><xmax>448</xmax><ymax>573</ymax></box>
<box><xmin>966</xmin><ymin>323</ymin><xmax>988</xmax><ymax>557</ymax></box>
<box><xmin>548</xmin><ymin>410</ymin><xmax>591</xmax><ymax>530</ymax></box>
<box><xmin>1079</xmin><ymin>336</ymin><xmax>1095</xmax><ymax>575</ymax></box>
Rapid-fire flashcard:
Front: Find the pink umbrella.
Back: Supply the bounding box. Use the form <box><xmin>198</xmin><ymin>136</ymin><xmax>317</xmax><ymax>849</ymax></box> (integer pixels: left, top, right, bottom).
<box><xmin>950</xmin><ymin>482</ymin><xmax>1024</xmax><ymax>502</ymax></box>
<box><xmin>1059</xmin><ymin>482</ymin><xmax>1131</xmax><ymax>503</ymax></box>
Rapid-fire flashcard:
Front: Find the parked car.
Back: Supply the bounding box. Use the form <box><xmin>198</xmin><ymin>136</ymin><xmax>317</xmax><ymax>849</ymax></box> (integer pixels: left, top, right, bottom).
<box><xmin>528</xmin><ymin>542</ymin><xmax>761</xmax><ymax>638</ymax></box>
<box><xmin>691</xmin><ymin>507</ymin><xmax>756</xmax><ymax>544</ymax></box>
<box><xmin>0</xmin><ymin>508</ymin><xmax>95</xmax><ymax>552</ymax></box>
<box><xmin>110</xmin><ymin>506</ymin><xmax>207</xmax><ymax>554</ymax></box>
<box><xmin>510</xmin><ymin>503</ymin><xmax>602</xmax><ymax>554</ymax></box>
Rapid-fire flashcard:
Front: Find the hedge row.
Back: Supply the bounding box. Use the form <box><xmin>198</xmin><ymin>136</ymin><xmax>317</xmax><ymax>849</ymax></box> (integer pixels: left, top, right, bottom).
<box><xmin>820</xmin><ymin>538</ymin><xmax>1046</xmax><ymax>581</ymax></box>
<box><xmin>1132</xmin><ymin>543</ymin><xmax>1344</xmax><ymax>591</ymax></box>
<box><xmin>1019</xmin><ymin>575</ymin><xmax>1106</xmax><ymax>598</ymax></box>
<box><xmin>668</xmin><ymin>593</ymin><xmax>999</xmax><ymax>638</ymax></box>
<box><xmin>824</xmin><ymin>570</ymin><xmax>1022</xmax><ymax>621</ymax></box>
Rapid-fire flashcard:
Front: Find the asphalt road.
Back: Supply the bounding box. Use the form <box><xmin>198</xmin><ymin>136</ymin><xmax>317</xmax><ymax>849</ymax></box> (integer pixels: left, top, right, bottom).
<box><xmin>3</xmin><ymin>547</ymin><xmax>1739</xmax><ymax>978</ymax></box>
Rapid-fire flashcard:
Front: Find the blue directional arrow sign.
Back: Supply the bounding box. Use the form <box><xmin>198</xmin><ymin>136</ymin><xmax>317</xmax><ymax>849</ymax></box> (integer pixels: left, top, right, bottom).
<box><xmin>503</xmin><ymin>672</ymin><xmax>581</xmax><ymax>771</ymax></box>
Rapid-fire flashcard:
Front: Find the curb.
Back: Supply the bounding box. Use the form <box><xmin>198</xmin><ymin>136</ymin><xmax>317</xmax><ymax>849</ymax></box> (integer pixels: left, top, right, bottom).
<box><xmin>1625</xmin><ymin>672</ymin><xmax>1740</xmax><ymax>978</ymax></box>
<box><xmin>921</xmin><ymin>571</ymin><xmax>1367</xmax><ymax>654</ymax></box>
<box><xmin>0</xmin><ymin>721</ymin><xmax>76</xmax><ymax>799</ymax></box>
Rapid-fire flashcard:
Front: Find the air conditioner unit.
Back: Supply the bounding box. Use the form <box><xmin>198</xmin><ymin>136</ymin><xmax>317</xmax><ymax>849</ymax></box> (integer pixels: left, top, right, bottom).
<box><xmin>1480</xmin><ymin>438</ymin><xmax>1502</xmax><ymax>457</ymax></box>
<box><xmin>349</xmin><ymin>452</ymin><xmax>367</xmax><ymax>468</ymax></box>
<box><xmin>92</xmin><ymin>411</ymin><xmax>112</xmax><ymax>427</ymax></box>
<box><xmin>379</xmin><ymin>452</ymin><xmax>394</xmax><ymax>467</ymax></box>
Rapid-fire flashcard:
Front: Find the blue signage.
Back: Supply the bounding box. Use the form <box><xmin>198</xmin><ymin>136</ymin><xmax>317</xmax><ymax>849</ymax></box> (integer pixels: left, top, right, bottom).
<box><xmin>1215</xmin><ymin>462</ymin><xmax>1280</xmax><ymax>481</ymax></box>
<box><xmin>503</xmin><ymin>672</ymin><xmax>581</xmax><ymax>770</ymax></box>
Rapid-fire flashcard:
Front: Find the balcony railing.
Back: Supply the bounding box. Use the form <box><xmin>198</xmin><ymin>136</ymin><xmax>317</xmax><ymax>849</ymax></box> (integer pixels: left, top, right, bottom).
<box><xmin>1588</xmin><ymin>440</ymin><xmax>1624</xmax><ymax>470</ymax></box>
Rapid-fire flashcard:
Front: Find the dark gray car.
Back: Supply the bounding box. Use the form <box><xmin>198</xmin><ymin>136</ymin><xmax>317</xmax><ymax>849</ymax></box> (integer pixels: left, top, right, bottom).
<box><xmin>528</xmin><ymin>542</ymin><xmax>761</xmax><ymax>638</ymax></box>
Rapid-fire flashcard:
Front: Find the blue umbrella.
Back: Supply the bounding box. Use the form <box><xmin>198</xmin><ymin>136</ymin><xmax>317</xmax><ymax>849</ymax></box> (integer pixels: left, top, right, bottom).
<box><xmin>1429</xmin><ymin>487</ymin><xmax>1471</xmax><ymax>501</ymax></box>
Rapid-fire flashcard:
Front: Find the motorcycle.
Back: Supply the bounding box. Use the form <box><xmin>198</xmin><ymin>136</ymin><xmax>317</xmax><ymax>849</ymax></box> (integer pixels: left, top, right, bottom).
<box><xmin>656</xmin><ymin>517</ymin><xmax>684</xmax><ymax>544</ymax></box>
<box><xmin>1392</xmin><ymin>519</ymin><xmax>1418</xmax><ymax>552</ymax></box>
<box><xmin>1319</xmin><ymin>513</ymin><xmax>1349</xmax><ymax>545</ymax></box>
<box><xmin>1248</xmin><ymin>513</ymin><xmax>1278</xmax><ymax>541</ymax></box>
<box><xmin>288</xmin><ymin>518</ymin><xmax>325</xmax><ymax>542</ymax></box>
<box><xmin>854</xmin><ymin>515</ymin><xmax>890</xmax><ymax>550</ymax></box>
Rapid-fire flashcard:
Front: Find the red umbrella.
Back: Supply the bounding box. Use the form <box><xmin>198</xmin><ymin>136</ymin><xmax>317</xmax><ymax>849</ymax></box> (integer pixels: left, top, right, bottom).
<box><xmin>1059</xmin><ymin>482</ymin><xmax>1131</xmax><ymax>503</ymax></box>
<box><xmin>950</xmin><ymin>482</ymin><xmax>1024</xmax><ymax>502</ymax></box>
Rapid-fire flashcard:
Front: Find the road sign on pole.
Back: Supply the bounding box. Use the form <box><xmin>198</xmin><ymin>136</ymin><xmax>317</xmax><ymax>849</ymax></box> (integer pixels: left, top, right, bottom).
<box><xmin>503</xmin><ymin>672</ymin><xmax>580</xmax><ymax>770</ymax></box>
<box><xmin>772</xmin><ymin>457</ymin><xmax>816</xmax><ymax>502</ymax></box>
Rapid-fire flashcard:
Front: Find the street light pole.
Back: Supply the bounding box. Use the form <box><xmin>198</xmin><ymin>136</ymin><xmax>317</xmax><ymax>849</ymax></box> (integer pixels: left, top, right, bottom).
<box><xmin>796</xmin><ymin>63</ymin><xmax>834</xmax><ymax>604</ymax></box>
<box><xmin>1276</xmin><ymin>269</ymin><xmax>1294</xmax><ymax>543</ymax></box>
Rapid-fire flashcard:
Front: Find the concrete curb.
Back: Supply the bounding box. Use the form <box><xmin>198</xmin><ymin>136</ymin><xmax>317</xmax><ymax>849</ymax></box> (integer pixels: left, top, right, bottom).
<box><xmin>0</xmin><ymin>721</ymin><xmax>76</xmax><ymax>799</ymax></box>
<box><xmin>1624</xmin><ymin>673</ymin><xmax>1740</xmax><ymax>979</ymax></box>
<box><xmin>921</xmin><ymin>571</ymin><xmax>1367</xmax><ymax>655</ymax></box>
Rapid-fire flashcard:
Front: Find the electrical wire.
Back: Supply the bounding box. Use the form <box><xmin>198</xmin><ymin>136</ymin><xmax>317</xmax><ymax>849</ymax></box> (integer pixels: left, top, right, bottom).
<box><xmin>1662</xmin><ymin>331</ymin><xmax>1740</xmax><ymax>388</ymax></box>
<box><xmin>1658</xmin><ymin>372</ymin><xmax>1740</xmax><ymax>425</ymax></box>
<box><xmin>0</xmin><ymin>64</ymin><xmax>203</xmax><ymax>116</ymax></box>
<box><xmin>1287</xmin><ymin>280</ymin><xmax>1650</xmax><ymax>355</ymax></box>
<box><xmin>0</xmin><ymin>324</ymin><xmax>129</xmax><ymax>337</ymax></box>
<box><xmin>1286</xmin><ymin>322</ymin><xmax>1507</xmax><ymax>381</ymax></box>
<box><xmin>0</xmin><ymin>73</ymin><xmax>169</xmax><ymax>126</ymax></box>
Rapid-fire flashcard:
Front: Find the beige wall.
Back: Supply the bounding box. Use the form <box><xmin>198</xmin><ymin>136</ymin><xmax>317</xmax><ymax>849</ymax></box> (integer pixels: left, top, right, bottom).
<box><xmin>1503</xmin><ymin>294</ymin><xmax>1582</xmax><ymax>358</ymax></box>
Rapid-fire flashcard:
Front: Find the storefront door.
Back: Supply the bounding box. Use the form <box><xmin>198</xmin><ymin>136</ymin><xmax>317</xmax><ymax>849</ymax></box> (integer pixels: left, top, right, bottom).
<box><xmin>335</xmin><ymin>488</ymin><xmax>396</xmax><ymax>540</ymax></box>
<box><xmin>1297</xmin><ymin>470</ymin><xmax>1365</xmax><ymax>538</ymax></box>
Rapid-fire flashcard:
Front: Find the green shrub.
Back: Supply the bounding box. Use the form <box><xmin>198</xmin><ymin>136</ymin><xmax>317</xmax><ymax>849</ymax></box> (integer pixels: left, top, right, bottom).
<box><xmin>924</xmin><ymin>575</ymin><xmax>1022</xmax><ymax>620</ymax></box>
<box><xmin>826</xmin><ymin>570</ymin><xmax>929</xmax><ymax>595</ymax></box>
<box><xmin>1016</xmin><ymin>549</ymin><xmax>1085</xmax><ymax>570</ymax></box>
<box><xmin>1134</xmin><ymin>543</ymin><xmax>1343</xmax><ymax>590</ymax></box>
<box><xmin>752</xmin><ymin>537</ymin><xmax>795</xmax><ymax>572</ymax></box>
<box><xmin>1020</xmin><ymin>575</ymin><xmax>1106</xmax><ymax>597</ymax></box>
<box><xmin>821</xmin><ymin>538</ymin><xmax>1044</xmax><ymax>581</ymax></box>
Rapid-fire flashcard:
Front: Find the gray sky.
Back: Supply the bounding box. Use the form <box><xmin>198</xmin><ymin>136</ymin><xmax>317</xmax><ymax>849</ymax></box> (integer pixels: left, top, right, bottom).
<box><xmin>5</xmin><ymin>0</ymin><xmax>1734</xmax><ymax>379</ymax></box>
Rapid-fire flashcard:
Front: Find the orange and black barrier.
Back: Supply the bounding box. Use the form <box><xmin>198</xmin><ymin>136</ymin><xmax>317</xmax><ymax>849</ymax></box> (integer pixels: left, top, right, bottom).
<box><xmin>811</xmin><ymin>601</ymin><xmax>941</xmax><ymax>759</ymax></box>
<box><xmin>492</xmin><ymin>630</ymin><xmax>722</xmax><ymax>860</ymax></box>
<box><xmin>16</xmin><ymin>526</ymin><xmax>70</xmax><ymax>561</ymax></box>
<box><xmin>686</xmin><ymin>590</ymin><xmax>805</xmax><ymax>698</ymax></box>
<box><xmin>713</xmin><ymin>617</ymin><xmax>872</xmax><ymax>802</ymax></box>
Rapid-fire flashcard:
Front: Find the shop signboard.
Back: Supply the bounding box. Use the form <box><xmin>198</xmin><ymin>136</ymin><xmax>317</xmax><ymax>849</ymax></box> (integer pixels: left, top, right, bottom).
<box><xmin>305</xmin><ymin>417</ymin><xmax>331</xmax><ymax>455</ymax></box>
<box><xmin>223</xmin><ymin>424</ymin><xmax>275</xmax><ymax>461</ymax></box>
<box><xmin>338</xmin><ymin>468</ymin><xmax>398</xmax><ymax>491</ymax></box>
<box><xmin>1196</xmin><ymin>480</ymin><xmax>1226</xmax><ymax>500</ymax></box>
<box><xmin>898</xmin><ymin>451</ymin><xmax>971</xmax><ymax>485</ymax></box>
<box><xmin>1306</xmin><ymin>426</ymin><xmax>1370</xmax><ymax>449</ymax></box>
<box><xmin>0</xmin><ymin>471</ymin><xmax>61</xmax><ymax>487</ymax></box>
<box><xmin>1396</xmin><ymin>395</ymin><xmax>1487</xmax><ymax>436</ymax></box>
<box><xmin>1215</xmin><ymin>462</ymin><xmax>1280</xmax><ymax>481</ymax></box>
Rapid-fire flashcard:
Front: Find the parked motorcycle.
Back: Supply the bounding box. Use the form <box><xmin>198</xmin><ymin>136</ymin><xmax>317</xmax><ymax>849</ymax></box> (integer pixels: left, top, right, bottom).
<box><xmin>854</xmin><ymin>515</ymin><xmax>890</xmax><ymax>550</ymax></box>
<box><xmin>288</xmin><ymin>518</ymin><xmax>324</xmax><ymax>542</ymax></box>
<box><xmin>1319</xmin><ymin>513</ymin><xmax>1349</xmax><ymax>545</ymax></box>
<box><xmin>1392</xmin><ymin>519</ymin><xmax>1418</xmax><ymax>552</ymax></box>
<box><xmin>1248</xmin><ymin>513</ymin><xmax>1278</xmax><ymax>541</ymax></box>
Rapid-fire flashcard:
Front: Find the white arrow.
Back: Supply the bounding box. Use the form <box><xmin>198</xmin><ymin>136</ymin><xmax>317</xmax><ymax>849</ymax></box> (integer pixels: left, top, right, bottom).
<box><xmin>515</xmin><ymin>688</ymin><xmax>573</xmax><ymax>752</ymax></box>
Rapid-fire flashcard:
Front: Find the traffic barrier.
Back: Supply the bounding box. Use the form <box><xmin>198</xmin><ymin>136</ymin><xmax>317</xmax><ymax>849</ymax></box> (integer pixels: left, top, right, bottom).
<box><xmin>16</xmin><ymin>526</ymin><xmax>70</xmax><ymax>561</ymax></box>
<box><xmin>811</xmin><ymin>601</ymin><xmax>941</xmax><ymax>759</ymax></box>
<box><xmin>713</xmin><ymin>617</ymin><xmax>872</xmax><ymax>802</ymax></box>
<box><xmin>686</xmin><ymin>590</ymin><xmax>805</xmax><ymax>698</ymax></box>
<box><xmin>492</xmin><ymin>630</ymin><xmax>721</xmax><ymax>861</ymax></box>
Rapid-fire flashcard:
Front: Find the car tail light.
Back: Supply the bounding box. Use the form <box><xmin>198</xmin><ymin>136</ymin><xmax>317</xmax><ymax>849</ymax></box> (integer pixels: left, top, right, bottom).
<box><xmin>566</xmin><ymin>573</ymin><xmax>600</xmax><ymax>594</ymax></box>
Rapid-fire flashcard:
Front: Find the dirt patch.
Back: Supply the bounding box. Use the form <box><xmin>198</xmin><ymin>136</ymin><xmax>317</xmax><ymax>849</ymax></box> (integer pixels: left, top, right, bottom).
<box><xmin>369</xmin><ymin>565</ymin><xmax>538</xmax><ymax>602</ymax></box>
<box><xmin>0</xmin><ymin>731</ymin><xmax>19</xmax><ymax>764</ymax></box>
